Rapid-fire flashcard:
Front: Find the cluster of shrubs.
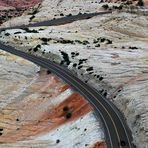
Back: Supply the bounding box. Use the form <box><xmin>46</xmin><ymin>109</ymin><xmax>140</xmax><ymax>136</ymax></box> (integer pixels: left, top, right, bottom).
<box><xmin>28</xmin><ymin>44</ymin><xmax>41</xmax><ymax>52</ymax></box>
<box><xmin>137</xmin><ymin>0</ymin><xmax>144</xmax><ymax>6</ymax></box>
<box><xmin>40</xmin><ymin>37</ymin><xmax>51</xmax><ymax>42</ymax></box>
<box><xmin>129</xmin><ymin>46</ymin><xmax>138</xmax><ymax>49</ymax></box>
<box><xmin>71</xmin><ymin>52</ymin><xmax>79</xmax><ymax>58</ymax></box>
<box><xmin>102</xmin><ymin>4</ymin><xmax>123</xmax><ymax>10</ymax></box>
<box><xmin>5</xmin><ymin>33</ymin><xmax>10</xmax><ymax>36</ymax></box>
<box><xmin>60</xmin><ymin>51</ymin><xmax>71</xmax><ymax>66</ymax></box>
<box><xmin>23</xmin><ymin>28</ymin><xmax>38</xmax><ymax>33</ymax></box>
<box><xmin>93</xmin><ymin>37</ymin><xmax>112</xmax><ymax>46</ymax></box>
<box><xmin>63</xmin><ymin>106</ymin><xmax>72</xmax><ymax>119</ymax></box>
<box><xmin>75</xmin><ymin>40</ymin><xmax>90</xmax><ymax>45</ymax></box>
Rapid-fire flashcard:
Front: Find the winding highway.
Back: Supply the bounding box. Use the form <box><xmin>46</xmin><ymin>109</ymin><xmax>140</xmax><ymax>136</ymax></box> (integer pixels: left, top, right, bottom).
<box><xmin>0</xmin><ymin>11</ymin><xmax>135</xmax><ymax>148</ymax></box>
<box><xmin>0</xmin><ymin>11</ymin><xmax>112</xmax><ymax>31</ymax></box>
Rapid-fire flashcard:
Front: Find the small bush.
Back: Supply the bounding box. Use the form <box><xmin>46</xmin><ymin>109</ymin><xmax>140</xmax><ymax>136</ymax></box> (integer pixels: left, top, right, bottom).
<box><xmin>5</xmin><ymin>33</ymin><xmax>10</xmax><ymax>36</ymax></box>
<box><xmin>63</xmin><ymin>106</ymin><xmax>69</xmax><ymax>112</ymax></box>
<box><xmin>99</xmin><ymin>76</ymin><xmax>104</xmax><ymax>81</ymax></box>
<box><xmin>73</xmin><ymin>63</ymin><xmax>77</xmax><ymax>67</ymax></box>
<box><xmin>78</xmin><ymin>66</ymin><xmax>83</xmax><ymax>69</ymax></box>
<box><xmin>56</xmin><ymin>139</ymin><xmax>60</xmax><ymax>143</ymax></box>
<box><xmin>60</xmin><ymin>13</ymin><xmax>64</xmax><ymax>16</ymax></box>
<box><xmin>86</xmin><ymin>67</ymin><xmax>93</xmax><ymax>71</ymax></box>
<box><xmin>47</xmin><ymin>70</ymin><xmax>51</xmax><ymax>74</ymax></box>
<box><xmin>67</xmin><ymin>13</ymin><xmax>72</xmax><ymax>17</ymax></box>
<box><xmin>65</xmin><ymin>112</ymin><xmax>72</xmax><ymax>119</ymax></box>
<box><xmin>137</xmin><ymin>0</ymin><xmax>144</xmax><ymax>6</ymax></box>
<box><xmin>95</xmin><ymin>44</ymin><xmax>100</xmax><ymax>47</ymax></box>
<box><xmin>16</xmin><ymin>118</ymin><xmax>19</xmax><ymax>121</ymax></box>
<box><xmin>102</xmin><ymin>4</ymin><xmax>109</xmax><ymax>9</ymax></box>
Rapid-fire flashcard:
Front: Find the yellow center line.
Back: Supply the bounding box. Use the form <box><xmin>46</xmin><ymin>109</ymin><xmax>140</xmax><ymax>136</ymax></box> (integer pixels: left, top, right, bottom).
<box><xmin>54</xmin><ymin>65</ymin><xmax>123</xmax><ymax>148</ymax></box>
<box><xmin>71</xmin><ymin>78</ymin><xmax>122</xmax><ymax>148</ymax></box>
<box><xmin>0</xmin><ymin>45</ymin><xmax>123</xmax><ymax>148</ymax></box>
<box><xmin>38</xmin><ymin>59</ymin><xmax>123</xmax><ymax>148</ymax></box>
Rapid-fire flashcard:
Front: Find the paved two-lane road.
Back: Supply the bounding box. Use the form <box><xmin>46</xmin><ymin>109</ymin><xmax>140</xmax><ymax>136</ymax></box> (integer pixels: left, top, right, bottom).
<box><xmin>0</xmin><ymin>11</ymin><xmax>135</xmax><ymax>148</ymax></box>
<box><xmin>0</xmin><ymin>11</ymin><xmax>112</xmax><ymax>31</ymax></box>
<box><xmin>0</xmin><ymin>42</ymin><xmax>135</xmax><ymax>148</ymax></box>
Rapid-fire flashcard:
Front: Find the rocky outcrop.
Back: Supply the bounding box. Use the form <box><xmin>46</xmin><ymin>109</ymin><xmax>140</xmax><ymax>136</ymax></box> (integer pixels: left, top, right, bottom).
<box><xmin>0</xmin><ymin>0</ymin><xmax>43</xmax><ymax>8</ymax></box>
<box><xmin>0</xmin><ymin>0</ymin><xmax>127</xmax><ymax>28</ymax></box>
<box><xmin>0</xmin><ymin>9</ymin><xmax>148</xmax><ymax>147</ymax></box>
<box><xmin>0</xmin><ymin>8</ymin><xmax>27</xmax><ymax>25</ymax></box>
<box><xmin>0</xmin><ymin>0</ymin><xmax>148</xmax><ymax>147</ymax></box>
<box><xmin>0</xmin><ymin>0</ymin><xmax>43</xmax><ymax>25</ymax></box>
<box><xmin>0</xmin><ymin>0</ymin><xmax>145</xmax><ymax>28</ymax></box>
<box><xmin>0</xmin><ymin>50</ymin><xmax>104</xmax><ymax>147</ymax></box>
<box><xmin>144</xmin><ymin>0</ymin><xmax>148</xmax><ymax>6</ymax></box>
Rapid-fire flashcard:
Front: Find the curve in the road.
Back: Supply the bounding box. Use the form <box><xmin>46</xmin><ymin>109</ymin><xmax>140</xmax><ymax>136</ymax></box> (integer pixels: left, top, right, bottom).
<box><xmin>0</xmin><ymin>11</ymin><xmax>112</xmax><ymax>31</ymax></box>
<box><xmin>0</xmin><ymin>42</ymin><xmax>135</xmax><ymax>148</ymax></box>
<box><xmin>0</xmin><ymin>10</ymin><xmax>136</xmax><ymax>148</ymax></box>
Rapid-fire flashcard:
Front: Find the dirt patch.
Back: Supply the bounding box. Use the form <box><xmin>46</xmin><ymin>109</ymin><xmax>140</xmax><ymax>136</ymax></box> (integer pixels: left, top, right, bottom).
<box><xmin>90</xmin><ymin>141</ymin><xmax>105</xmax><ymax>148</ymax></box>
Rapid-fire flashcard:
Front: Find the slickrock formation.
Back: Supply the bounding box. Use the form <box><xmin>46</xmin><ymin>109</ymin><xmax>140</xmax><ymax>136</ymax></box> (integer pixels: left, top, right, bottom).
<box><xmin>0</xmin><ymin>0</ymin><xmax>43</xmax><ymax>25</ymax></box>
<box><xmin>0</xmin><ymin>0</ymin><xmax>42</xmax><ymax>8</ymax></box>
<box><xmin>0</xmin><ymin>8</ymin><xmax>148</xmax><ymax>147</ymax></box>
<box><xmin>144</xmin><ymin>0</ymin><xmax>148</xmax><ymax>6</ymax></box>
<box><xmin>0</xmin><ymin>50</ymin><xmax>104</xmax><ymax>147</ymax></box>
<box><xmin>0</xmin><ymin>0</ymin><xmax>148</xmax><ymax>148</ymax></box>
<box><xmin>0</xmin><ymin>0</ymin><xmax>143</xmax><ymax>28</ymax></box>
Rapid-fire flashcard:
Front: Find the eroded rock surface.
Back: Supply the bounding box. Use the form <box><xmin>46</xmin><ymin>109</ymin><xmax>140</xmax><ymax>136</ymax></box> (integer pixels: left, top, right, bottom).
<box><xmin>0</xmin><ymin>0</ymin><xmax>42</xmax><ymax>9</ymax></box>
<box><xmin>0</xmin><ymin>0</ymin><xmax>144</xmax><ymax>28</ymax></box>
<box><xmin>0</xmin><ymin>50</ymin><xmax>104</xmax><ymax>147</ymax></box>
<box><xmin>0</xmin><ymin>0</ymin><xmax>148</xmax><ymax>147</ymax></box>
<box><xmin>0</xmin><ymin>0</ymin><xmax>43</xmax><ymax>25</ymax></box>
<box><xmin>0</xmin><ymin>9</ymin><xmax>148</xmax><ymax>147</ymax></box>
<box><xmin>144</xmin><ymin>0</ymin><xmax>148</xmax><ymax>6</ymax></box>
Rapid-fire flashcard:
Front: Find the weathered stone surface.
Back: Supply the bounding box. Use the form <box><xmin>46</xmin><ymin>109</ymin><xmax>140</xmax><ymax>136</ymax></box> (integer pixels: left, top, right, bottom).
<box><xmin>0</xmin><ymin>0</ymin><xmax>43</xmax><ymax>9</ymax></box>
<box><xmin>0</xmin><ymin>0</ymin><xmax>43</xmax><ymax>25</ymax></box>
<box><xmin>0</xmin><ymin>9</ymin><xmax>147</xmax><ymax>147</ymax></box>
<box><xmin>0</xmin><ymin>0</ymin><xmax>123</xmax><ymax>28</ymax></box>
<box><xmin>0</xmin><ymin>50</ymin><xmax>104</xmax><ymax>147</ymax></box>
<box><xmin>0</xmin><ymin>0</ymin><xmax>148</xmax><ymax>147</ymax></box>
<box><xmin>144</xmin><ymin>0</ymin><xmax>148</xmax><ymax>6</ymax></box>
<box><xmin>0</xmin><ymin>0</ymin><xmax>146</xmax><ymax>28</ymax></box>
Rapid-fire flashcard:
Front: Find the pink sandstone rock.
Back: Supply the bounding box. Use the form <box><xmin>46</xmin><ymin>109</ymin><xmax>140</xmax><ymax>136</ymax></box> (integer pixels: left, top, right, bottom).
<box><xmin>144</xmin><ymin>0</ymin><xmax>148</xmax><ymax>6</ymax></box>
<box><xmin>0</xmin><ymin>0</ymin><xmax>43</xmax><ymax>9</ymax></box>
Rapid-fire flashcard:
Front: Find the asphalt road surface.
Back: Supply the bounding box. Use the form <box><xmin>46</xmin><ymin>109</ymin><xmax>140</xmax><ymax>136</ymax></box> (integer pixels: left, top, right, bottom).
<box><xmin>0</xmin><ymin>42</ymin><xmax>135</xmax><ymax>148</ymax></box>
<box><xmin>0</xmin><ymin>11</ymin><xmax>135</xmax><ymax>148</ymax></box>
<box><xmin>0</xmin><ymin>11</ymin><xmax>112</xmax><ymax>31</ymax></box>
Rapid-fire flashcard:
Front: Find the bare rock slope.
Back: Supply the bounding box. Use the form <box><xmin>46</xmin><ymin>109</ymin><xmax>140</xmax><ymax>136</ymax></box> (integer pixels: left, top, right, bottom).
<box><xmin>0</xmin><ymin>0</ymin><xmax>148</xmax><ymax>148</ymax></box>
<box><xmin>0</xmin><ymin>0</ymin><xmax>143</xmax><ymax>28</ymax></box>
<box><xmin>0</xmin><ymin>0</ymin><xmax>42</xmax><ymax>8</ymax></box>
<box><xmin>0</xmin><ymin>0</ymin><xmax>43</xmax><ymax>25</ymax></box>
<box><xmin>0</xmin><ymin>50</ymin><xmax>104</xmax><ymax>147</ymax></box>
